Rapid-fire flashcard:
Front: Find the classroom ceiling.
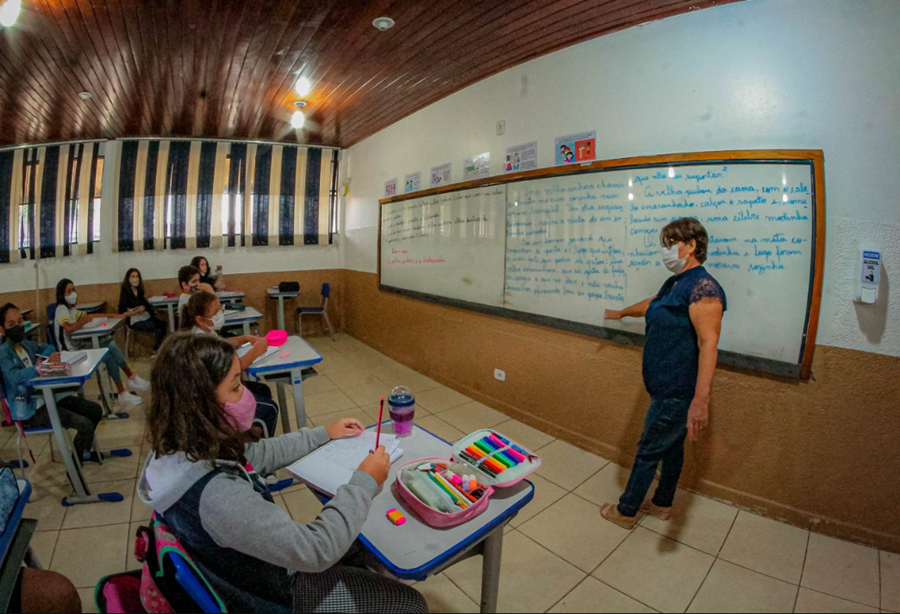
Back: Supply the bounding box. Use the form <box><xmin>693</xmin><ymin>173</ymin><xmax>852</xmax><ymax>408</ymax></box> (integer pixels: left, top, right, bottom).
<box><xmin>0</xmin><ymin>0</ymin><xmax>738</xmax><ymax>149</ymax></box>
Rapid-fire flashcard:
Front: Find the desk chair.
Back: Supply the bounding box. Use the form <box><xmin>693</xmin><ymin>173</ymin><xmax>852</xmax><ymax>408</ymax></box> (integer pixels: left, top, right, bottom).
<box><xmin>297</xmin><ymin>283</ymin><xmax>334</xmax><ymax>340</ymax></box>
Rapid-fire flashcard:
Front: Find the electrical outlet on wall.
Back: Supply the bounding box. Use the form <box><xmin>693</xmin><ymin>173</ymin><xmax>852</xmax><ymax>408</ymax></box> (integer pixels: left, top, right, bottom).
<box><xmin>494</xmin><ymin>369</ymin><xmax>506</xmax><ymax>382</ymax></box>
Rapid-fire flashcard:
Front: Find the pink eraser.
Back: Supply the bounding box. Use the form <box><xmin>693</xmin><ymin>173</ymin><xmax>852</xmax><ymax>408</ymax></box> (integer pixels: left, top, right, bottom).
<box><xmin>280</xmin><ymin>352</ymin><xmax>291</xmax><ymax>358</ymax></box>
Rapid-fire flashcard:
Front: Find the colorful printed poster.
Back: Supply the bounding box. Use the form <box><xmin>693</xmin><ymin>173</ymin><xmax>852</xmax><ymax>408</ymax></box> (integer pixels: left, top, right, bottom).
<box><xmin>430</xmin><ymin>163</ymin><xmax>452</xmax><ymax>188</ymax></box>
<box><xmin>504</xmin><ymin>142</ymin><xmax>538</xmax><ymax>173</ymax></box>
<box><xmin>464</xmin><ymin>152</ymin><xmax>491</xmax><ymax>180</ymax></box>
<box><xmin>384</xmin><ymin>178</ymin><xmax>398</xmax><ymax>199</ymax></box>
<box><xmin>555</xmin><ymin>130</ymin><xmax>596</xmax><ymax>165</ymax></box>
<box><xmin>404</xmin><ymin>171</ymin><xmax>421</xmax><ymax>194</ymax></box>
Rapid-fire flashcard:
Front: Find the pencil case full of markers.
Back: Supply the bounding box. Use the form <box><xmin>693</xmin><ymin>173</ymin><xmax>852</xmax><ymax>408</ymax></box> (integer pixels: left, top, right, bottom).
<box><xmin>395</xmin><ymin>429</ymin><xmax>542</xmax><ymax>528</ymax></box>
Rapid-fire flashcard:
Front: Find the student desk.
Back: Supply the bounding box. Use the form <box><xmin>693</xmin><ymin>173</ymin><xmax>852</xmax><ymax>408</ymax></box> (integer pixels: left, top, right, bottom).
<box><xmin>26</xmin><ymin>350</ymin><xmax>130</xmax><ymax>507</ymax></box>
<box><xmin>148</xmin><ymin>295</ymin><xmax>179</xmax><ymax>333</ymax></box>
<box><xmin>0</xmin><ymin>479</ymin><xmax>36</xmax><ymax>612</ymax></box>
<box><xmin>70</xmin><ymin>318</ymin><xmax>127</xmax><ymax>419</ymax></box>
<box><xmin>217</xmin><ymin>290</ymin><xmax>245</xmax><ymax>305</ymax></box>
<box><xmin>301</xmin><ymin>423</ymin><xmax>534</xmax><ymax>614</ymax></box>
<box><xmin>224</xmin><ymin>307</ymin><xmax>263</xmax><ymax>336</ymax></box>
<box><xmin>245</xmin><ymin>336</ymin><xmax>323</xmax><ymax>434</ymax></box>
<box><xmin>78</xmin><ymin>301</ymin><xmax>105</xmax><ymax>314</ymax></box>
<box><xmin>267</xmin><ymin>288</ymin><xmax>299</xmax><ymax>331</ymax></box>
<box><xmin>20</xmin><ymin>309</ymin><xmax>32</xmax><ymax>320</ymax></box>
<box><xmin>23</xmin><ymin>321</ymin><xmax>39</xmax><ymax>339</ymax></box>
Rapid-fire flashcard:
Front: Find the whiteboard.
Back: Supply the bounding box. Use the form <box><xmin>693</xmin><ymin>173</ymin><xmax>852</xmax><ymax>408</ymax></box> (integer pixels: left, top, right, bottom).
<box><xmin>505</xmin><ymin>163</ymin><xmax>815</xmax><ymax>364</ymax></box>
<box><xmin>381</xmin><ymin>185</ymin><xmax>507</xmax><ymax>307</ymax></box>
<box><xmin>380</xmin><ymin>155</ymin><xmax>821</xmax><ymax>375</ymax></box>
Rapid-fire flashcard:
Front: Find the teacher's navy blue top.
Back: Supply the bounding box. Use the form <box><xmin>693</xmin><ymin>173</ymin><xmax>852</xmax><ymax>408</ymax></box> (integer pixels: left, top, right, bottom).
<box><xmin>643</xmin><ymin>266</ymin><xmax>727</xmax><ymax>400</ymax></box>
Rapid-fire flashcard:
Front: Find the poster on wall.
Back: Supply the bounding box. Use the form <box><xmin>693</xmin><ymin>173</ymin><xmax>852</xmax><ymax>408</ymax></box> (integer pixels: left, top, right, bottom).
<box><xmin>404</xmin><ymin>171</ymin><xmax>422</xmax><ymax>193</ymax></box>
<box><xmin>464</xmin><ymin>152</ymin><xmax>491</xmax><ymax>180</ymax></box>
<box><xmin>554</xmin><ymin>130</ymin><xmax>596</xmax><ymax>165</ymax></box>
<box><xmin>504</xmin><ymin>142</ymin><xmax>538</xmax><ymax>173</ymax></box>
<box><xmin>430</xmin><ymin>163</ymin><xmax>452</xmax><ymax>188</ymax></box>
<box><xmin>384</xmin><ymin>178</ymin><xmax>398</xmax><ymax>199</ymax></box>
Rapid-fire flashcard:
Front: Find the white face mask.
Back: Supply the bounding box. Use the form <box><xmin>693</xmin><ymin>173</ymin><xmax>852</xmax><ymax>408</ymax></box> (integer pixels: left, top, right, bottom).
<box><xmin>65</xmin><ymin>291</ymin><xmax>78</xmax><ymax>305</ymax></box>
<box><xmin>661</xmin><ymin>243</ymin><xmax>687</xmax><ymax>275</ymax></box>
<box><xmin>206</xmin><ymin>311</ymin><xmax>225</xmax><ymax>331</ymax></box>
<box><xmin>130</xmin><ymin>277</ymin><xmax>141</xmax><ymax>288</ymax></box>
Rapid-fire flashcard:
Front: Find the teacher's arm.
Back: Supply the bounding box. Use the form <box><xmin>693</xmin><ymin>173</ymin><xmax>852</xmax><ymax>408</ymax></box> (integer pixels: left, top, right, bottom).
<box><xmin>687</xmin><ymin>298</ymin><xmax>724</xmax><ymax>441</ymax></box>
<box><xmin>605</xmin><ymin>297</ymin><xmax>654</xmax><ymax>320</ymax></box>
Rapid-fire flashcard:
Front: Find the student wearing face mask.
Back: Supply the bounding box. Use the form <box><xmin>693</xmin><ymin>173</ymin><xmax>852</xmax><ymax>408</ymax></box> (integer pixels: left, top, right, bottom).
<box><xmin>118</xmin><ymin>268</ymin><xmax>168</xmax><ymax>353</ymax></box>
<box><xmin>600</xmin><ymin>217</ymin><xmax>726</xmax><ymax>530</ymax></box>
<box><xmin>54</xmin><ymin>279</ymin><xmax>148</xmax><ymax>408</ymax></box>
<box><xmin>138</xmin><ymin>333</ymin><xmax>427</xmax><ymax>613</ymax></box>
<box><xmin>0</xmin><ymin>303</ymin><xmax>103</xmax><ymax>463</ymax></box>
<box><xmin>190</xmin><ymin>255</ymin><xmax>226</xmax><ymax>291</ymax></box>
<box><xmin>182</xmin><ymin>291</ymin><xmax>278</xmax><ymax>438</ymax></box>
<box><xmin>177</xmin><ymin>265</ymin><xmax>215</xmax><ymax>324</ymax></box>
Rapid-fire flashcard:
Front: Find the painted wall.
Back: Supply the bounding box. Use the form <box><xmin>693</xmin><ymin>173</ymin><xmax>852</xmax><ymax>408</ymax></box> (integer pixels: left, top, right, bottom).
<box><xmin>342</xmin><ymin>0</ymin><xmax>900</xmax><ymax>358</ymax></box>
<box><xmin>0</xmin><ymin>141</ymin><xmax>341</xmax><ymax>295</ymax></box>
<box><xmin>339</xmin><ymin>0</ymin><xmax>900</xmax><ymax>550</ymax></box>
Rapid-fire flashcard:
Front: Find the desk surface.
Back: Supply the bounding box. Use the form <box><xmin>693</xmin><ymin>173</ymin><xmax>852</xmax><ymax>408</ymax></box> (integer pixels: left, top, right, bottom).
<box><xmin>246</xmin><ymin>336</ymin><xmax>323</xmax><ymax>376</ymax></box>
<box><xmin>224</xmin><ymin>307</ymin><xmax>263</xmax><ymax>324</ymax></box>
<box><xmin>299</xmin><ymin>423</ymin><xmax>534</xmax><ymax>580</ymax></box>
<box><xmin>27</xmin><ymin>349</ymin><xmax>108</xmax><ymax>388</ymax></box>
<box><xmin>148</xmin><ymin>295</ymin><xmax>179</xmax><ymax>305</ymax></box>
<box><xmin>267</xmin><ymin>288</ymin><xmax>300</xmax><ymax>298</ymax></box>
<box><xmin>71</xmin><ymin>317</ymin><xmax>123</xmax><ymax>339</ymax></box>
<box><xmin>79</xmin><ymin>301</ymin><xmax>105</xmax><ymax>313</ymax></box>
<box><xmin>218</xmin><ymin>291</ymin><xmax>246</xmax><ymax>299</ymax></box>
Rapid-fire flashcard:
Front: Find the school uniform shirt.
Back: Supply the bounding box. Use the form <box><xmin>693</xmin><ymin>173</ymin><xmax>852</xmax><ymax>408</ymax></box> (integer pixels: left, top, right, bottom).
<box><xmin>54</xmin><ymin>305</ymin><xmax>86</xmax><ymax>351</ymax></box>
<box><xmin>178</xmin><ymin>293</ymin><xmax>191</xmax><ymax>317</ymax></box>
<box><xmin>642</xmin><ymin>266</ymin><xmax>727</xmax><ymax>401</ymax></box>
<box><xmin>137</xmin><ymin>429</ymin><xmax>377</xmax><ymax>613</ymax></box>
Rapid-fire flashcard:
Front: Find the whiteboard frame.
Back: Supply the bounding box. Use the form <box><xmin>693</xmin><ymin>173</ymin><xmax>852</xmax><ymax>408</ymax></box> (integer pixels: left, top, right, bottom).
<box><xmin>379</xmin><ymin>150</ymin><xmax>826</xmax><ymax>380</ymax></box>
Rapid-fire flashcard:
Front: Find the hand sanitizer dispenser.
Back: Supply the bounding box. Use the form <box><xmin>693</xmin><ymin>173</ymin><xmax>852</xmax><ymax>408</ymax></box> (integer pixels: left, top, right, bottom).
<box><xmin>856</xmin><ymin>249</ymin><xmax>882</xmax><ymax>304</ymax></box>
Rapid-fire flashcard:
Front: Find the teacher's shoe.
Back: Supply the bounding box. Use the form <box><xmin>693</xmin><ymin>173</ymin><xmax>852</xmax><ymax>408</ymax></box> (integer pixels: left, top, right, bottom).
<box><xmin>640</xmin><ymin>501</ymin><xmax>673</xmax><ymax>521</ymax></box>
<box><xmin>119</xmin><ymin>391</ymin><xmax>144</xmax><ymax>406</ymax></box>
<box><xmin>600</xmin><ymin>503</ymin><xmax>638</xmax><ymax>530</ymax></box>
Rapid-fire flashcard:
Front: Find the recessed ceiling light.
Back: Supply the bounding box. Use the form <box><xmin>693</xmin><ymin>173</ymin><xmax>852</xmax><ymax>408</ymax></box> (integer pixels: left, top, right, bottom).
<box><xmin>372</xmin><ymin>17</ymin><xmax>394</xmax><ymax>31</ymax></box>
<box><xmin>79</xmin><ymin>91</ymin><xmax>92</xmax><ymax>100</ymax></box>
<box><xmin>294</xmin><ymin>76</ymin><xmax>312</xmax><ymax>97</ymax></box>
<box><xmin>291</xmin><ymin>101</ymin><xmax>308</xmax><ymax>130</ymax></box>
<box><xmin>0</xmin><ymin>0</ymin><xmax>21</xmax><ymax>28</ymax></box>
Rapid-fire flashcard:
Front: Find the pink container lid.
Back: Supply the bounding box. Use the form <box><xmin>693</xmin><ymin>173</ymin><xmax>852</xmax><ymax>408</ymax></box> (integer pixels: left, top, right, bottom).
<box><xmin>265</xmin><ymin>330</ymin><xmax>288</xmax><ymax>347</ymax></box>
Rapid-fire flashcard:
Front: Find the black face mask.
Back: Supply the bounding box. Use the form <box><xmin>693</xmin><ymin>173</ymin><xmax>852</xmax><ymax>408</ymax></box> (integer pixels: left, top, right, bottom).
<box><xmin>6</xmin><ymin>325</ymin><xmax>25</xmax><ymax>344</ymax></box>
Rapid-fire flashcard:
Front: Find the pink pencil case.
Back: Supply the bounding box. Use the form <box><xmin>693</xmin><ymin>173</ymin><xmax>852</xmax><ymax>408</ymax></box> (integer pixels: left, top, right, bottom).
<box><xmin>395</xmin><ymin>429</ymin><xmax>541</xmax><ymax>528</ymax></box>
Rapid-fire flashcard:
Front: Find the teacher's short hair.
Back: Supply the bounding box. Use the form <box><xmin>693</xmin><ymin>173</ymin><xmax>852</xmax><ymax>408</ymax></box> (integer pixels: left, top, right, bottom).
<box><xmin>661</xmin><ymin>218</ymin><xmax>709</xmax><ymax>264</ymax></box>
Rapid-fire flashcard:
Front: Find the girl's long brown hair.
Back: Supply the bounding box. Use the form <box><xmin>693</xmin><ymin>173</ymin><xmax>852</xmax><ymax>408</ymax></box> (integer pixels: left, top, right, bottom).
<box><xmin>149</xmin><ymin>332</ymin><xmax>247</xmax><ymax>463</ymax></box>
<box><xmin>181</xmin><ymin>291</ymin><xmax>219</xmax><ymax>331</ymax></box>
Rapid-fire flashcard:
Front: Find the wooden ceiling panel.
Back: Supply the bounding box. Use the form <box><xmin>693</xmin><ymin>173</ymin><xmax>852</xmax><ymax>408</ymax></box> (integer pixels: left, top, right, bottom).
<box><xmin>0</xmin><ymin>0</ymin><xmax>739</xmax><ymax>148</ymax></box>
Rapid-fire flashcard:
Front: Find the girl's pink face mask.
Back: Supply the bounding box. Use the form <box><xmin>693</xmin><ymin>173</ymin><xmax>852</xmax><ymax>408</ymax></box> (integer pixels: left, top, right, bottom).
<box><xmin>223</xmin><ymin>386</ymin><xmax>255</xmax><ymax>432</ymax></box>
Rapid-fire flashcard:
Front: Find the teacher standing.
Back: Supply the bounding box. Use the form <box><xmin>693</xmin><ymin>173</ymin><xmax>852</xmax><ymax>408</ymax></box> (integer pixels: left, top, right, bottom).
<box><xmin>601</xmin><ymin>218</ymin><xmax>726</xmax><ymax>529</ymax></box>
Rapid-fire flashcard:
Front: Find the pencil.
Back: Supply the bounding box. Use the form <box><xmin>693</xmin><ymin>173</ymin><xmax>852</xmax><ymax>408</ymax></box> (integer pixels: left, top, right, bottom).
<box><xmin>375</xmin><ymin>397</ymin><xmax>385</xmax><ymax>450</ymax></box>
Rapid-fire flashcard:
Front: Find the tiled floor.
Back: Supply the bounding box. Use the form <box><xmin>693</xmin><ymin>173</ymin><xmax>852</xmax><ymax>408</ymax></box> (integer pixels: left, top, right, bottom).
<box><xmin>11</xmin><ymin>334</ymin><xmax>899</xmax><ymax>613</ymax></box>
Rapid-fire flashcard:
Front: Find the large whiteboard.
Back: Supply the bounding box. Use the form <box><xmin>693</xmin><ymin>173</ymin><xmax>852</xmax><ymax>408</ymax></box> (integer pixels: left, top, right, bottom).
<box><xmin>381</xmin><ymin>185</ymin><xmax>507</xmax><ymax>306</ymax></box>
<box><xmin>380</xmin><ymin>156</ymin><xmax>821</xmax><ymax>375</ymax></box>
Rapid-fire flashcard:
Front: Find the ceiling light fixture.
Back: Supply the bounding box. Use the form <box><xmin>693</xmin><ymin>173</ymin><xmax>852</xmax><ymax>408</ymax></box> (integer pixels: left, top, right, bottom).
<box><xmin>372</xmin><ymin>16</ymin><xmax>394</xmax><ymax>31</ymax></box>
<box><xmin>294</xmin><ymin>76</ymin><xmax>312</xmax><ymax>97</ymax></box>
<box><xmin>291</xmin><ymin>101</ymin><xmax>308</xmax><ymax>130</ymax></box>
<box><xmin>0</xmin><ymin>0</ymin><xmax>22</xmax><ymax>28</ymax></box>
<box><xmin>79</xmin><ymin>91</ymin><xmax>92</xmax><ymax>101</ymax></box>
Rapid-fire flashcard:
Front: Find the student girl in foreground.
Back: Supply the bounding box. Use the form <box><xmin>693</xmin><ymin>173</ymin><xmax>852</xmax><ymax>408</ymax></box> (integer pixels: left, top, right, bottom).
<box><xmin>183</xmin><ymin>290</ymin><xmax>278</xmax><ymax>438</ymax></box>
<box><xmin>601</xmin><ymin>217</ymin><xmax>726</xmax><ymax>529</ymax></box>
<box><xmin>53</xmin><ymin>279</ymin><xmax>147</xmax><ymax>408</ymax></box>
<box><xmin>118</xmin><ymin>268</ymin><xmax>168</xmax><ymax>353</ymax></box>
<box><xmin>138</xmin><ymin>333</ymin><xmax>428</xmax><ymax>613</ymax></box>
<box><xmin>0</xmin><ymin>303</ymin><xmax>103</xmax><ymax>462</ymax></box>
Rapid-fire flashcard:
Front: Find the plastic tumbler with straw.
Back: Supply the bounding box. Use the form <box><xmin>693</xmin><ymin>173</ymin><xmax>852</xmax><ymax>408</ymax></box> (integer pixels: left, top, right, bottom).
<box><xmin>388</xmin><ymin>386</ymin><xmax>416</xmax><ymax>438</ymax></box>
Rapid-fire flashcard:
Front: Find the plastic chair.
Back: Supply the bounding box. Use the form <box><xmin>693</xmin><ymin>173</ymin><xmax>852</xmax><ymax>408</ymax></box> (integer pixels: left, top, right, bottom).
<box><xmin>45</xmin><ymin>304</ymin><xmax>65</xmax><ymax>351</ymax></box>
<box><xmin>297</xmin><ymin>283</ymin><xmax>334</xmax><ymax>340</ymax></box>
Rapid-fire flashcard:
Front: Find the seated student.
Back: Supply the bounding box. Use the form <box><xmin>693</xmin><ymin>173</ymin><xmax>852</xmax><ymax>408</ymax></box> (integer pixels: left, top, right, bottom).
<box><xmin>138</xmin><ymin>333</ymin><xmax>427</xmax><ymax>614</ymax></box>
<box><xmin>182</xmin><ymin>291</ymin><xmax>278</xmax><ymax>437</ymax></box>
<box><xmin>0</xmin><ymin>303</ymin><xmax>103</xmax><ymax>462</ymax></box>
<box><xmin>177</xmin><ymin>265</ymin><xmax>215</xmax><ymax>323</ymax></box>
<box><xmin>53</xmin><ymin>279</ymin><xmax>147</xmax><ymax>408</ymax></box>
<box><xmin>118</xmin><ymin>268</ymin><xmax>168</xmax><ymax>353</ymax></box>
<box><xmin>190</xmin><ymin>255</ymin><xmax>224</xmax><ymax>290</ymax></box>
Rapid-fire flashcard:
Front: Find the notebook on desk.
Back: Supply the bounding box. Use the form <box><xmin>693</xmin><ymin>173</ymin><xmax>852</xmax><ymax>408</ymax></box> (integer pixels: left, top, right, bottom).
<box><xmin>236</xmin><ymin>344</ymin><xmax>279</xmax><ymax>365</ymax></box>
<box><xmin>288</xmin><ymin>432</ymin><xmax>405</xmax><ymax>497</ymax></box>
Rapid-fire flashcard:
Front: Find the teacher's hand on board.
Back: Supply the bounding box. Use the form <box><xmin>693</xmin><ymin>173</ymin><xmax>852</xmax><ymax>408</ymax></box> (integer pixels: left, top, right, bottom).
<box><xmin>604</xmin><ymin>309</ymin><xmax>624</xmax><ymax>320</ymax></box>
<box><xmin>357</xmin><ymin>446</ymin><xmax>391</xmax><ymax>486</ymax></box>
<box><xmin>687</xmin><ymin>398</ymin><xmax>709</xmax><ymax>442</ymax></box>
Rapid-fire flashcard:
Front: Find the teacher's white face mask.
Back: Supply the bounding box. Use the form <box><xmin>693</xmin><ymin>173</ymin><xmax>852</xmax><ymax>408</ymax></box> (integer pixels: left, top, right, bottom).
<box><xmin>661</xmin><ymin>243</ymin><xmax>687</xmax><ymax>274</ymax></box>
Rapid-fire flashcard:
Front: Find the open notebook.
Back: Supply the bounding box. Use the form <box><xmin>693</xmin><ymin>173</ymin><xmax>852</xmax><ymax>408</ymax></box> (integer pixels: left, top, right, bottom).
<box><xmin>236</xmin><ymin>344</ymin><xmax>278</xmax><ymax>365</ymax></box>
<box><xmin>288</xmin><ymin>432</ymin><xmax>405</xmax><ymax>497</ymax></box>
